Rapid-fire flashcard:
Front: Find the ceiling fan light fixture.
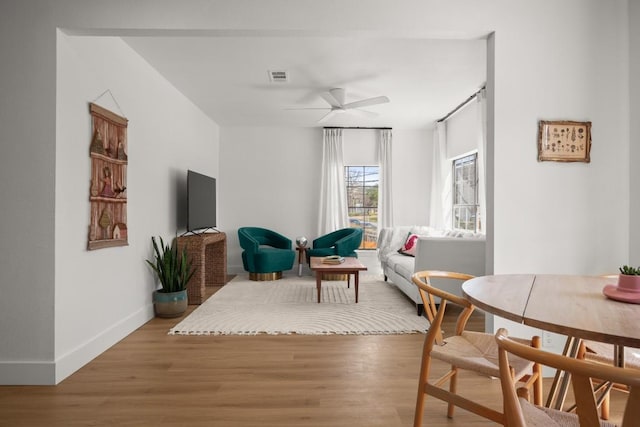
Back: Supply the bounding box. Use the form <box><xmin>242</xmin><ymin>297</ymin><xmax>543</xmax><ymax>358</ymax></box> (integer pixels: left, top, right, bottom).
<box><xmin>268</xmin><ymin>70</ymin><xmax>288</xmax><ymax>83</ymax></box>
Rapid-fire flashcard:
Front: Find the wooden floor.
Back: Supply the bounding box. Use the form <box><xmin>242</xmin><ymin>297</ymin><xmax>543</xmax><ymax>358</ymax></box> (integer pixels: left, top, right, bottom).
<box><xmin>0</xmin><ymin>283</ymin><xmax>626</xmax><ymax>426</ymax></box>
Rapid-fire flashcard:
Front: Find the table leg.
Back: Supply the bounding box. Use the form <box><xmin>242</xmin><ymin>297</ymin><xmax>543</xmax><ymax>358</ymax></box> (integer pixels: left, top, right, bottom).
<box><xmin>297</xmin><ymin>249</ymin><xmax>304</xmax><ymax>277</ymax></box>
<box><xmin>355</xmin><ymin>272</ymin><xmax>359</xmax><ymax>303</ymax></box>
<box><xmin>614</xmin><ymin>344</ymin><xmax>625</xmax><ymax>367</ymax></box>
<box><xmin>316</xmin><ymin>273</ymin><xmax>322</xmax><ymax>303</ymax></box>
<box><xmin>546</xmin><ymin>336</ymin><xmax>581</xmax><ymax>410</ymax></box>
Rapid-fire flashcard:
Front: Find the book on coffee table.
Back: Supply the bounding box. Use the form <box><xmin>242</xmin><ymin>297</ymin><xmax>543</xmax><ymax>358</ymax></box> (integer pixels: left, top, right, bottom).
<box><xmin>322</xmin><ymin>255</ymin><xmax>345</xmax><ymax>264</ymax></box>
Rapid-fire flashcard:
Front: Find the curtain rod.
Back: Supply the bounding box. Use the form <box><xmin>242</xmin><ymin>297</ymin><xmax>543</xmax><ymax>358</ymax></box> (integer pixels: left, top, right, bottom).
<box><xmin>436</xmin><ymin>85</ymin><xmax>486</xmax><ymax>124</ymax></box>
<box><xmin>323</xmin><ymin>126</ymin><xmax>392</xmax><ymax>130</ymax></box>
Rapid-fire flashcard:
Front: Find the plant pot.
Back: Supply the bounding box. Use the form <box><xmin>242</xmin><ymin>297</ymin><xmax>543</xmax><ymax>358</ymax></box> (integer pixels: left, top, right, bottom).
<box><xmin>153</xmin><ymin>289</ymin><xmax>188</xmax><ymax>318</ymax></box>
<box><xmin>617</xmin><ymin>274</ymin><xmax>640</xmax><ymax>292</ymax></box>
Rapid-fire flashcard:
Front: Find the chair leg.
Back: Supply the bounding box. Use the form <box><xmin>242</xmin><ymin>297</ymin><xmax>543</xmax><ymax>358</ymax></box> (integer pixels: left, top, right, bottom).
<box><xmin>414</xmin><ymin>354</ymin><xmax>433</xmax><ymax>427</ymax></box>
<box><xmin>601</xmin><ymin>393</ymin><xmax>610</xmax><ymax>420</ymax></box>
<box><xmin>414</xmin><ymin>384</ymin><xmax>426</xmax><ymax>426</ymax></box>
<box><xmin>532</xmin><ymin>336</ymin><xmax>544</xmax><ymax>406</ymax></box>
<box><xmin>576</xmin><ymin>340</ymin><xmax>610</xmax><ymax>419</ymax></box>
<box><xmin>447</xmin><ymin>366</ymin><xmax>458</xmax><ymax>418</ymax></box>
<box><xmin>533</xmin><ymin>363</ymin><xmax>543</xmax><ymax>406</ymax></box>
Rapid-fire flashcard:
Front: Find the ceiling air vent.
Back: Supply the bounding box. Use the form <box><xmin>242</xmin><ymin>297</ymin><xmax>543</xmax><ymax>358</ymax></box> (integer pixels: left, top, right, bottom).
<box><xmin>268</xmin><ymin>70</ymin><xmax>288</xmax><ymax>83</ymax></box>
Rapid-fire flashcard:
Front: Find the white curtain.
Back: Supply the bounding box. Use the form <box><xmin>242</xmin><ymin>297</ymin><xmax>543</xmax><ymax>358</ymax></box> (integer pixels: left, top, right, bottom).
<box><xmin>377</xmin><ymin>129</ymin><xmax>394</xmax><ymax>229</ymax></box>
<box><xmin>476</xmin><ymin>89</ymin><xmax>487</xmax><ymax>233</ymax></box>
<box><xmin>318</xmin><ymin>128</ymin><xmax>349</xmax><ymax>235</ymax></box>
<box><xmin>429</xmin><ymin>122</ymin><xmax>451</xmax><ymax>229</ymax></box>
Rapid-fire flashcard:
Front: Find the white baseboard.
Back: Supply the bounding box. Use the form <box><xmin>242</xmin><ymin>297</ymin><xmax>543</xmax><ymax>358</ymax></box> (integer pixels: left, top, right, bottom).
<box><xmin>54</xmin><ymin>304</ymin><xmax>155</xmax><ymax>384</ymax></box>
<box><xmin>0</xmin><ymin>304</ymin><xmax>154</xmax><ymax>385</ymax></box>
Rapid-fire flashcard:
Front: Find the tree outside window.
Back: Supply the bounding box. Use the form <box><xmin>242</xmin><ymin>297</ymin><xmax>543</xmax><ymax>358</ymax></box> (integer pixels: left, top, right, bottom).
<box><xmin>345</xmin><ymin>166</ymin><xmax>378</xmax><ymax>249</ymax></box>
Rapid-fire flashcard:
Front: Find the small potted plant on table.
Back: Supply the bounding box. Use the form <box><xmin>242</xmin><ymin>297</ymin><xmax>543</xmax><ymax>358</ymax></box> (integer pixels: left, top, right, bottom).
<box><xmin>146</xmin><ymin>236</ymin><xmax>195</xmax><ymax>318</ymax></box>
<box><xmin>618</xmin><ymin>265</ymin><xmax>640</xmax><ymax>289</ymax></box>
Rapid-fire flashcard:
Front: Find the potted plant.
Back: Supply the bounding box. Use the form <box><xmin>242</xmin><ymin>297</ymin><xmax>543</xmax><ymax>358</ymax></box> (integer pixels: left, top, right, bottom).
<box><xmin>618</xmin><ymin>265</ymin><xmax>640</xmax><ymax>291</ymax></box>
<box><xmin>146</xmin><ymin>236</ymin><xmax>195</xmax><ymax>318</ymax></box>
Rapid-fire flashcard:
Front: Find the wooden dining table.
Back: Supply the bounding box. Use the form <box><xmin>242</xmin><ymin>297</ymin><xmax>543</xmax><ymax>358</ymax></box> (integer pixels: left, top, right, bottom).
<box><xmin>462</xmin><ymin>274</ymin><xmax>640</xmax><ymax>410</ymax></box>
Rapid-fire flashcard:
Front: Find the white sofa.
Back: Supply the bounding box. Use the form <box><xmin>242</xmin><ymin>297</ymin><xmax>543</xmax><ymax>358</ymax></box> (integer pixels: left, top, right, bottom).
<box><xmin>377</xmin><ymin>226</ymin><xmax>486</xmax><ymax>315</ymax></box>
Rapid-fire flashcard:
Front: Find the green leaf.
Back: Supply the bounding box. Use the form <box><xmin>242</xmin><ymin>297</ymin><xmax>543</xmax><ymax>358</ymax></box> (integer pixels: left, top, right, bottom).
<box><xmin>619</xmin><ymin>265</ymin><xmax>640</xmax><ymax>275</ymax></box>
<box><xmin>146</xmin><ymin>236</ymin><xmax>195</xmax><ymax>292</ymax></box>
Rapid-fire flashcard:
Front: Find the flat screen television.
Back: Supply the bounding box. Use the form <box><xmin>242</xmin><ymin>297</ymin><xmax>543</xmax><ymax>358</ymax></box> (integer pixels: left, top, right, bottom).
<box><xmin>187</xmin><ymin>170</ymin><xmax>217</xmax><ymax>232</ymax></box>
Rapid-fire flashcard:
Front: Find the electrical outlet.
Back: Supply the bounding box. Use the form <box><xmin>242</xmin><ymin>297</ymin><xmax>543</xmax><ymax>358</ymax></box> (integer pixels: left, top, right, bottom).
<box><xmin>542</xmin><ymin>331</ymin><xmax>553</xmax><ymax>347</ymax></box>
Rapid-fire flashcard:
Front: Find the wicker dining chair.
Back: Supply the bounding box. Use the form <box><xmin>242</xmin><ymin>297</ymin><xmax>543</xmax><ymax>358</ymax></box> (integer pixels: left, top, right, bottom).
<box><xmin>496</xmin><ymin>328</ymin><xmax>640</xmax><ymax>426</ymax></box>
<box><xmin>411</xmin><ymin>271</ymin><xmax>543</xmax><ymax>426</ymax></box>
<box><xmin>577</xmin><ymin>341</ymin><xmax>640</xmax><ymax>420</ymax></box>
<box><xmin>577</xmin><ymin>274</ymin><xmax>640</xmax><ymax>420</ymax></box>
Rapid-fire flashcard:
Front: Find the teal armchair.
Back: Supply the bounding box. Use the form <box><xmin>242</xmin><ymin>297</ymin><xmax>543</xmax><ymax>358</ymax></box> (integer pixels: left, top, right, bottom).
<box><xmin>306</xmin><ymin>228</ymin><xmax>363</xmax><ymax>259</ymax></box>
<box><xmin>238</xmin><ymin>227</ymin><xmax>295</xmax><ymax>281</ymax></box>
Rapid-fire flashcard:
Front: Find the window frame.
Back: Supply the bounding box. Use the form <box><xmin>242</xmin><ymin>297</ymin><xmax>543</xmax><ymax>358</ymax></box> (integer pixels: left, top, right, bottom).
<box><xmin>451</xmin><ymin>152</ymin><xmax>479</xmax><ymax>232</ymax></box>
<box><xmin>344</xmin><ymin>165</ymin><xmax>379</xmax><ymax>250</ymax></box>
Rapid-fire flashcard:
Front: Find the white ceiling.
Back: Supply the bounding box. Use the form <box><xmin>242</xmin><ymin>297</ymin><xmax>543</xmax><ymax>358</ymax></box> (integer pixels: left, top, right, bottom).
<box><xmin>123</xmin><ymin>35</ymin><xmax>486</xmax><ymax>130</ymax></box>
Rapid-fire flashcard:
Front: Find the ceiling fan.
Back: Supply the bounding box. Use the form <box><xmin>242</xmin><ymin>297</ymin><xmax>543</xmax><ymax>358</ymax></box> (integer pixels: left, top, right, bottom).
<box><xmin>289</xmin><ymin>88</ymin><xmax>390</xmax><ymax>123</ymax></box>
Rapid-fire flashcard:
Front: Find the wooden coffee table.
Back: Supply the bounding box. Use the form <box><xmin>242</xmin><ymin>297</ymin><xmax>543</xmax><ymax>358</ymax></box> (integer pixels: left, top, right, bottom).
<box><xmin>309</xmin><ymin>256</ymin><xmax>368</xmax><ymax>303</ymax></box>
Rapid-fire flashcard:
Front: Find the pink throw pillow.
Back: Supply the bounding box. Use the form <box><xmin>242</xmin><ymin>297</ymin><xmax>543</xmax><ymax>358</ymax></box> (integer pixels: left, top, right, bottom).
<box><xmin>398</xmin><ymin>233</ymin><xmax>419</xmax><ymax>257</ymax></box>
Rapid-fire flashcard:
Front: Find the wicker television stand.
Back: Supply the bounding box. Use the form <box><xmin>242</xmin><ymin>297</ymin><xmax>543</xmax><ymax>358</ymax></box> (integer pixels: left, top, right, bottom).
<box><xmin>176</xmin><ymin>231</ymin><xmax>227</xmax><ymax>304</ymax></box>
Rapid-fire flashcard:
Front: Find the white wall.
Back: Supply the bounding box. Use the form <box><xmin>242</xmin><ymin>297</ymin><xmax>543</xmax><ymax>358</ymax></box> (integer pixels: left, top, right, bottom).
<box><xmin>0</xmin><ymin>0</ymin><xmax>633</xmax><ymax>384</ymax></box>
<box><xmin>0</xmin><ymin>3</ymin><xmax>56</xmax><ymax>384</ymax></box>
<box><xmin>631</xmin><ymin>2</ymin><xmax>640</xmax><ymax>263</ymax></box>
<box><xmin>53</xmin><ymin>34</ymin><xmax>218</xmax><ymax>384</ymax></box>
<box><xmin>390</xmin><ymin>130</ymin><xmax>432</xmax><ymax>226</ymax></box>
<box><xmin>492</xmin><ymin>3</ymin><xmax>629</xmax><ymax>276</ymax></box>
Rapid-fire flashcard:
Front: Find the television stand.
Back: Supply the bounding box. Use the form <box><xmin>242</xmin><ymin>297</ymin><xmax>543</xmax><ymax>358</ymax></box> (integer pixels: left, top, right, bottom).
<box><xmin>180</xmin><ymin>227</ymin><xmax>221</xmax><ymax>236</ymax></box>
<box><xmin>176</xmin><ymin>232</ymin><xmax>227</xmax><ymax>304</ymax></box>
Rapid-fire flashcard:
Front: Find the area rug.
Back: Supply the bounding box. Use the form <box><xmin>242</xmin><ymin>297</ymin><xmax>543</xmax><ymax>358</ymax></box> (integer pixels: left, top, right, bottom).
<box><xmin>169</xmin><ymin>274</ymin><xmax>428</xmax><ymax>335</ymax></box>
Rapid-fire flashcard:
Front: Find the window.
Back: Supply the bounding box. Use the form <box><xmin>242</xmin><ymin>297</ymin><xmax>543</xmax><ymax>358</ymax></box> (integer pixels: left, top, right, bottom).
<box><xmin>345</xmin><ymin>166</ymin><xmax>378</xmax><ymax>249</ymax></box>
<box><xmin>452</xmin><ymin>153</ymin><xmax>478</xmax><ymax>231</ymax></box>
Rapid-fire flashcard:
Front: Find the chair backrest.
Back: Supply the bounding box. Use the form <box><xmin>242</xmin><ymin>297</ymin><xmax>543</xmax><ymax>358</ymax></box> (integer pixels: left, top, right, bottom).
<box><xmin>335</xmin><ymin>227</ymin><xmax>362</xmax><ymax>255</ymax></box>
<box><xmin>314</xmin><ymin>227</ymin><xmax>362</xmax><ymax>254</ymax></box>
<box><xmin>495</xmin><ymin>328</ymin><xmax>640</xmax><ymax>427</ymax></box>
<box><xmin>238</xmin><ymin>227</ymin><xmax>291</xmax><ymax>251</ymax></box>
<box><xmin>411</xmin><ymin>271</ymin><xmax>475</xmax><ymax>345</ymax></box>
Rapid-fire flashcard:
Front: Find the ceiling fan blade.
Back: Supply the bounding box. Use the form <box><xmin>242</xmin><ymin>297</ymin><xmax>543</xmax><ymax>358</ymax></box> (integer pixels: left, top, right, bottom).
<box><xmin>317</xmin><ymin>109</ymin><xmax>339</xmax><ymax>123</ymax></box>
<box><xmin>347</xmin><ymin>109</ymin><xmax>379</xmax><ymax>118</ymax></box>
<box><xmin>329</xmin><ymin>88</ymin><xmax>346</xmax><ymax>105</ymax></box>
<box><xmin>320</xmin><ymin>91</ymin><xmax>342</xmax><ymax>108</ymax></box>
<box><xmin>342</xmin><ymin>96</ymin><xmax>390</xmax><ymax>110</ymax></box>
<box><xmin>284</xmin><ymin>107</ymin><xmax>331</xmax><ymax>110</ymax></box>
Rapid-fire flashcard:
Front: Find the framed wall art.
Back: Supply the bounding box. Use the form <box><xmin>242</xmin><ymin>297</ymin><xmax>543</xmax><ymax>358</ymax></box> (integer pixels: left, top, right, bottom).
<box><xmin>87</xmin><ymin>102</ymin><xmax>129</xmax><ymax>250</ymax></box>
<box><xmin>538</xmin><ymin>120</ymin><xmax>591</xmax><ymax>163</ymax></box>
